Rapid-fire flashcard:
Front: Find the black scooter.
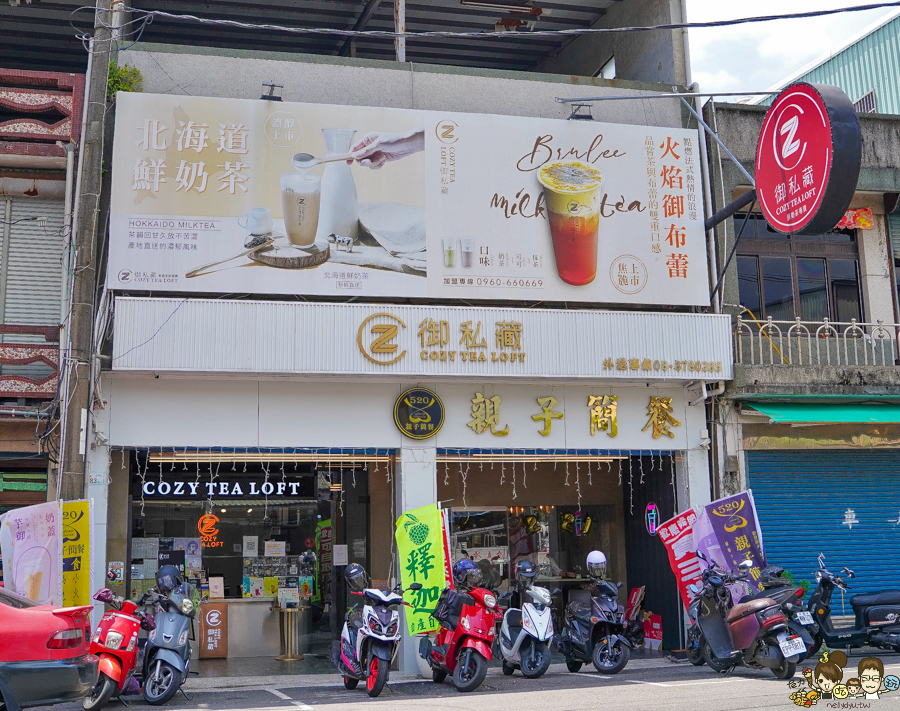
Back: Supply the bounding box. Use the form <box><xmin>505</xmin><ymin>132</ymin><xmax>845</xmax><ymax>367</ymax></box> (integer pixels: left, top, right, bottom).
<box><xmin>553</xmin><ymin>577</ymin><xmax>632</xmax><ymax>675</ymax></box>
<box><xmin>806</xmin><ymin>554</ymin><xmax>900</xmax><ymax>655</ymax></box>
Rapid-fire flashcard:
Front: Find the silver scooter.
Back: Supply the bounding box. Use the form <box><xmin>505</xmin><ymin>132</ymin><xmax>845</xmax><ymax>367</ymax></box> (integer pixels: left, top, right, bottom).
<box><xmin>141</xmin><ymin>582</ymin><xmax>198</xmax><ymax>705</ymax></box>
<box><xmin>497</xmin><ymin>562</ymin><xmax>554</xmax><ymax>678</ymax></box>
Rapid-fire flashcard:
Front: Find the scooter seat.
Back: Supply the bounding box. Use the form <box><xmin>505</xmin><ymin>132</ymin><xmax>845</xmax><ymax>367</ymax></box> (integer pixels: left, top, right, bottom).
<box><xmin>850</xmin><ymin>590</ymin><xmax>900</xmax><ymax>607</ymax></box>
<box><xmin>727</xmin><ymin>598</ymin><xmax>773</xmax><ymax>622</ymax></box>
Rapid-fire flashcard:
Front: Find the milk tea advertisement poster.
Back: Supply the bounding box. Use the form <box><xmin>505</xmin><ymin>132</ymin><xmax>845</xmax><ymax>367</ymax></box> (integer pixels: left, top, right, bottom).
<box><xmin>108</xmin><ymin>93</ymin><xmax>708</xmax><ymax>306</ymax></box>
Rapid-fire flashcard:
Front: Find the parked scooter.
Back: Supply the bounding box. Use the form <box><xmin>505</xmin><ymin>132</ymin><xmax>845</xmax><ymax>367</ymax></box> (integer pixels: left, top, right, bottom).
<box><xmin>497</xmin><ymin>560</ymin><xmax>554</xmax><ymax>678</ymax></box>
<box><xmin>554</xmin><ymin>551</ymin><xmax>632</xmax><ymax>674</ymax></box>
<box><xmin>736</xmin><ymin>565</ymin><xmax>818</xmax><ymax>661</ymax></box>
<box><xmin>83</xmin><ymin>576</ymin><xmax>157</xmax><ymax>711</ymax></box>
<box><xmin>141</xmin><ymin>565</ymin><xmax>199</xmax><ymax>705</ymax></box>
<box><xmin>693</xmin><ymin>552</ymin><xmax>801</xmax><ymax>679</ymax></box>
<box><xmin>804</xmin><ymin>553</ymin><xmax>900</xmax><ymax>655</ymax></box>
<box><xmin>332</xmin><ymin>564</ymin><xmax>421</xmax><ymax>698</ymax></box>
<box><xmin>420</xmin><ymin>559</ymin><xmax>501</xmax><ymax>692</ymax></box>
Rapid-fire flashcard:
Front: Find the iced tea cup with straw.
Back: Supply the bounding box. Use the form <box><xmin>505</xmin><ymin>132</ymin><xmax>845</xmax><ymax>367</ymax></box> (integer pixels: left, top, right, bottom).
<box><xmin>538</xmin><ymin>161</ymin><xmax>603</xmax><ymax>286</ymax></box>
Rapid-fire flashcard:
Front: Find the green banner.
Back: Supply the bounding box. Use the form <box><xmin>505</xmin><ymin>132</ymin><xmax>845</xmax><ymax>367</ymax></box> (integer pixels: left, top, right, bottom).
<box><xmin>395</xmin><ymin>505</ymin><xmax>444</xmax><ymax>635</ymax></box>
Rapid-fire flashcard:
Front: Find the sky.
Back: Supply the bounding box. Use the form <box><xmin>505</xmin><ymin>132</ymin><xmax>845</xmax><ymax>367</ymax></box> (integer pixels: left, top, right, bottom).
<box><xmin>686</xmin><ymin>1</ymin><xmax>900</xmax><ymax>95</ymax></box>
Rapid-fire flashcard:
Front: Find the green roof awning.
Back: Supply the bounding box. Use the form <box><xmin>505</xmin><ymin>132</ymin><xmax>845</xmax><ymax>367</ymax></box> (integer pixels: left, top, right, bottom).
<box><xmin>746</xmin><ymin>402</ymin><xmax>900</xmax><ymax>424</ymax></box>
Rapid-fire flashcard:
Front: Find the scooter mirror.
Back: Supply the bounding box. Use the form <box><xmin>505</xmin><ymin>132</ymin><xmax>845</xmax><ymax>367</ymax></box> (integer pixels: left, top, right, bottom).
<box><xmin>739</xmin><ymin>559</ymin><xmax>753</xmax><ymax>570</ymax></box>
<box><xmin>93</xmin><ymin>588</ymin><xmax>115</xmax><ymax>603</ymax></box>
<box><xmin>696</xmin><ymin>550</ymin><xmax>707</xmax><ymax>561</ymax></box>
<box><xmin>616</xmin><ymin>582</ymin><xmax>623</xmax><ymax>589</ymax></box>
<box><xmin>551</xmin><ymin>588</ymin><xmax>562</xmax><ymax>596</ymax></box>
<box><xmin>409</xmin><ymin>583</ymin><xmax>423</xmax><ymax>591</ymax></box>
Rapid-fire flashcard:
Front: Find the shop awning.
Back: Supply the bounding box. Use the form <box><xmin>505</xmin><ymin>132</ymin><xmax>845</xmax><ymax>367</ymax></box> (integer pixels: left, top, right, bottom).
<box><xmin>746</xmin><ymin>402</ymin><xmax>900</xmax><ymax>423</ymax></box>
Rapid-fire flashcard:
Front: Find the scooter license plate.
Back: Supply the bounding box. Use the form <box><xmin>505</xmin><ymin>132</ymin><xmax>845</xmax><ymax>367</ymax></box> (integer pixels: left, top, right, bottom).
<box><xmin>795</xmin><ymin>611</ymin><xmax>814</xmax><ymax>625</ymax></box>
<box><xmin>779</xmin><ymin>636</ymin><xmax>806</xmax><ymax>657</ymax></box>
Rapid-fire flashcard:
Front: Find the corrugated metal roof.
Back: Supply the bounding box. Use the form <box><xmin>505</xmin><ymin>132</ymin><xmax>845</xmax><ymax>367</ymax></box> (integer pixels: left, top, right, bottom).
<box><xmin>760</xmin><ymin>12</ymin><xmax>900</xmax><ymax>115</ymax></box>
<box><xmin>0</xmin><ymin>0</ymin><xmax>618</xmax><ymax>74</ymax></box>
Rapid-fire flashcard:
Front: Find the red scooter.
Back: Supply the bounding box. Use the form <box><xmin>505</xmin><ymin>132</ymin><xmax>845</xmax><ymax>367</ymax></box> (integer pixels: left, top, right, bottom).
<box><xmin>419</xmin><ymin>560</ymin><xmax>501</xmax><ymax>692</ymax></box>
<box><xmin>83</xmin><ymin>584</ymin><xmax>156</xmax><ymax>711</ymax></box>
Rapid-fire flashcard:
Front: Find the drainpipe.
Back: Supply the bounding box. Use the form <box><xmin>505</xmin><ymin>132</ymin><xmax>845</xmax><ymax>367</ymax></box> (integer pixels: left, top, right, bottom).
<box><xmin>394</xmin><ymin>0</ymin><xmax>406</xmax><ymax>62</ymax></box>
<box><xmin>691</xmin><ymin>85</ymin><xmax>719</xmax><ymax>314</ymax></box>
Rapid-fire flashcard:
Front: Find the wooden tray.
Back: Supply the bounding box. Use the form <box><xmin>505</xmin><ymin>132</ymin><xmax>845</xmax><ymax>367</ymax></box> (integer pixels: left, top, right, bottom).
<box><xmin>249</xmin><ymin>238</ymin><xmax>330</xmax><ymax>269</ymax></box>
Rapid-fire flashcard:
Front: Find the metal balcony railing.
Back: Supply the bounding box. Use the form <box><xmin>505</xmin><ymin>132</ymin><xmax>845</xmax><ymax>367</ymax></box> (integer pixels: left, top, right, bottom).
<box><xmin>0</xmin><ymin>324</ymin><xmax>59</xmax><ymax>399</ymax></box>
<box><xmin>734</xmin><ymin>316</ymin><xmax>899</xmax><ymax>367</ymax></box>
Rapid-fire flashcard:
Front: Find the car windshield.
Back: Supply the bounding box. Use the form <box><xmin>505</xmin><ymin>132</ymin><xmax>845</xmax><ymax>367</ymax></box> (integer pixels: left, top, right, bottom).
<box><xmin>0</xmin><ymin>586</ymin><xmax>37</xmax><ymax>609</ymax></box>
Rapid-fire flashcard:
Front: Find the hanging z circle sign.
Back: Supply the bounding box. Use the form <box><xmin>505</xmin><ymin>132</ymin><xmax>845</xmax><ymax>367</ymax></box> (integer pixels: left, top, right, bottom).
<box><xmin>755</xmin><ymin>83</ymin><xmax>861</xmax><ymax>235</ymax></box>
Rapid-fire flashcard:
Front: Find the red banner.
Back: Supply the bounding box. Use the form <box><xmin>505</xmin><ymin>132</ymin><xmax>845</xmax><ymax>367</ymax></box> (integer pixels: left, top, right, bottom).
<box><xmin>658</xmin><ymin>509</ymin><xmax>702</xmax><ymax>609</ymax></box>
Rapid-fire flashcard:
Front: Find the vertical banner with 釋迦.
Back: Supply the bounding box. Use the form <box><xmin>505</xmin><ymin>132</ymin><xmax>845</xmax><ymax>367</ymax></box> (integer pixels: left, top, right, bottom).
<box><xmin>62</xmin><ymin>500</ymin><xmax>91</xmax><ymax>606</ymax></box>
<box><xmin>658</xmin><ymin>509</ymin><xmax>702</xmax><ymax>610</ymax></box>
<box><xmin>704</xmin><ymin>492</ymin><xmax>766</xmax><ymax>590</ymax></box>
<box><xmin>396</xmin><ymin>505</ymin><xmax>446</xmax><ymax>635</ymax></box>
<box><xmin>0</xmin><ymin>501</ymin><xmax>61</xmax><ymax>604</ymax></box>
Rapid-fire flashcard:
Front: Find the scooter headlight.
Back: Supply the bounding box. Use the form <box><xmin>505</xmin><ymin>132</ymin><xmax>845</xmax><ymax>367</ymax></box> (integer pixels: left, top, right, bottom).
<box><xmin>105</xmin><ymin>631</ymin><xmax>124</xmax><ymax>650</ymax></box>
<box><xmin>181</xmin><ymin>599</ymin><xmax>194</xmax><ymax>615</ymax></box>
<box><xmin>386</xmin><ymin>622</ymin><xmax>398</xmax><ymax>636</ymax></box>
<box><xmin>178</xmin><ymin>630</ymin><xmax>189</xmax><ymax>646</ymax></box>
<box><xmin>368</xmin><ymin>617</ymin><xmax>383</xmax><ymax>634</ymax></box>
<box><xmin>483</xmin><ymin>594</ymin><xmax>497</xmax><ymax>609</ymax></box>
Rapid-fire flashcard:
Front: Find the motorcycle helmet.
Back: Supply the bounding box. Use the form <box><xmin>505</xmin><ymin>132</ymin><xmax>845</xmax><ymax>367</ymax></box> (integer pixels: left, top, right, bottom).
<box><xmin>155</xmin><ymin>565</ymin><xmax>182</xmax><ymax>594</ymax></box>
<box><xmin>586</xmin><ymin>550</ymin><xmax>608</xmax><ymax>580</ymax></box>
<box><xmin>453</xmin><ymin>558</ymin><xmax>484</xmax><ymax>588</ymax></box>
<box><xmin>514</xmin><ymin>559</ymin><xmax>536</xmax><ymax>589</ymax></box>
<box><xmin>344</xmin><ymin>563</ymin><xmax>368</xmax><ymax>592</ymax></box>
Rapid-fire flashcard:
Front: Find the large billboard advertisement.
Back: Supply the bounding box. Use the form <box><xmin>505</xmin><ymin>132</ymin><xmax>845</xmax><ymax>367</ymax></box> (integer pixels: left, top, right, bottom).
<box><xmin>109</xmin><ymin>93</ymin><xmax>709</xmax><ymax>306</ymax></box>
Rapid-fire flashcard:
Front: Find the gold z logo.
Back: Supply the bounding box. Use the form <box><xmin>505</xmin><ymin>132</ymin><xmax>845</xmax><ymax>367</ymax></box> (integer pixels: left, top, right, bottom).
<box><xmin>371</xmin><ymin>325</ymin><xmax>399</xmax><ymax>353</ymax></box>
<box><xmin>435</xmin><ymin>119</ymin><xmax>459</xmax><ymax>145</ymax></box>
<box><xmin>358</xmin><ymin>314</ymin><xmax>407</xmax><ymax>365</ymax></box>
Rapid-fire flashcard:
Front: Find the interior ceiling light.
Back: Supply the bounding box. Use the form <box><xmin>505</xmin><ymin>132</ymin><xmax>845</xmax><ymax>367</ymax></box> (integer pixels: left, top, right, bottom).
<box><xmin>438</xmin><ymin>454</ymin><xmax>628</xmax><ymax>464</ymax></box>
<box><xmin>148</xmin><ymin>451</ymin><xmax>390</xmax><ymax>464</ymax></box>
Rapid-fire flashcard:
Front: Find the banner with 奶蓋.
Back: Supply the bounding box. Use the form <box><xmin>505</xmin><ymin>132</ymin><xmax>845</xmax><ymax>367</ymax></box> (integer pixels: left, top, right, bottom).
<box><xmin>0</xmin><ymin>500</ymin><xmax>93</xmax><ymax>606</ymax></box>
<box><xmin>659</xmin><ymin>491</ymin><xmax>767</xmax><ymax>609</ymax></box>
<box><xmin>107</xmin><ymin>93</ymin><xmax>708</xmax><ymax>307</ymax></box>
<box><xmin>395</xmin><ymin>504</ymin><xmax>449</xmax><ymax>635</ymax></box>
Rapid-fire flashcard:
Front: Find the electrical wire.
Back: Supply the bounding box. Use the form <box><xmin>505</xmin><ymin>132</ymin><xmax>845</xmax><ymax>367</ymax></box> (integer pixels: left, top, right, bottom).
<box><xmin>66</xmin><ymin>2</ymin><xmax>900</xmax><ymax>43</ymax></box>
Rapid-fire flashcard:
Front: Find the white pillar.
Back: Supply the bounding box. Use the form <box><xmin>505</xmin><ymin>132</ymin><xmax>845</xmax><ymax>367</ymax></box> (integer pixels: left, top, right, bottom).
<box><xmin>677</xmin><ymin>400</ymin><xmax>712</xmax><ymax>513</ymax></box>
<box><xmin>397</xmin><ymin>446</ymin><xmax>436</xmax><ymax>676</ymax></box>
<box><xmin>84</xmin><ymin>405</ymin><xmax>111</xmax><ymax>627</ymax></box>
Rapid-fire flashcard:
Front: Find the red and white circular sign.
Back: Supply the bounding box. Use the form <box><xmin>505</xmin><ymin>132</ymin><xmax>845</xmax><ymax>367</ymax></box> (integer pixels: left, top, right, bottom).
<box><xmin>755</xmin><ymin>83</ymin><xmax>861</xmax><ymax>235</ymax></box>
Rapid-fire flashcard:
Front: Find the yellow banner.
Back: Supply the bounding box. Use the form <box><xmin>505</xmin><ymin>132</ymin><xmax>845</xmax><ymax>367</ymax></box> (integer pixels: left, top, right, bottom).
<box><xmin>395</xmin><ymin>504</ymin><xmax>445</xmax><ymax>635</ymax></box>
<box><xmin>62</xmin><ymin>500</ymin><xmax>90</xmax><ymax>607</ymax></box>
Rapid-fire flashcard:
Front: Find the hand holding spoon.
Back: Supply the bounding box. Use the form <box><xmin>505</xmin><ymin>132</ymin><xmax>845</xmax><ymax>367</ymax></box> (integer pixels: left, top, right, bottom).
<box><xmin>292</xmin><ymin>151</ymin><xmax>355</xmax><ymax>170</ymax></box>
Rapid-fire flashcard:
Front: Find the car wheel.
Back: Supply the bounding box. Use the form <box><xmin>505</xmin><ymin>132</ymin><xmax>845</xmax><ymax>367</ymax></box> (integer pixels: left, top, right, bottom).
<box><xmin>592</xmin><ymin>636</ymin><xmax>630</xmax><ymax>675</ymax></box>
<box><xmin>83</xmin><ymin>673</ymin><xmax>117</xmax><ymax>711</ymax></box>
<box><xmin>143</xmin><ymin>660</ymin><xmax>180</xmax><ymax>706</ymax></box>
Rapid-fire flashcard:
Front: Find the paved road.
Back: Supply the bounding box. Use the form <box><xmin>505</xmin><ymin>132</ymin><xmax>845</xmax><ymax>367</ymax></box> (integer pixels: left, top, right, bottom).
<box><xmin>36</xmin><ymin>656</ymin><xmax>900</xmax><ymax>711</ymax></box>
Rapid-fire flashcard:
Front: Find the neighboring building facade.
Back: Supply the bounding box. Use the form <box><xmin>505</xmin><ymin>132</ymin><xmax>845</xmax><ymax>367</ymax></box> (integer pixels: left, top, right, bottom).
<box><xmin>0</xmin><ymin>69</ymin><xmax>83</xmax><ymax>583</ymax></box>
<box><xmin>708</xmin><ymin>99</ymin><xmax>900</xmax><ymax>595</ymax></box>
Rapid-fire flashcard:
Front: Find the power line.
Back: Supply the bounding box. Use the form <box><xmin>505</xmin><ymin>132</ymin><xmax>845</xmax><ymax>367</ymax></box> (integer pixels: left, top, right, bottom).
<box><xmin>96</xmin><ymin>2</ymin><xmax>900</xmax><ymax>41</ymax></box>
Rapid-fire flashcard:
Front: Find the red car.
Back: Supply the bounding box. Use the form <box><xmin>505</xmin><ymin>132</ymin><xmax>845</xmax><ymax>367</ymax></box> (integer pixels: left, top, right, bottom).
<box><xmin>0</xmin><ymin>586</ymin><xmax>98</xmax><ymax>709</ymax></box>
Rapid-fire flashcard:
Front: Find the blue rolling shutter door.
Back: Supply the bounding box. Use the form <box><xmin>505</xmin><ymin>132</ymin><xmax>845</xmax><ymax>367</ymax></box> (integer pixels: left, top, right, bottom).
<box><xmin>747</xmin><ymin>451</ymin><xmax>900</xmax><ymax>597</ymax></box>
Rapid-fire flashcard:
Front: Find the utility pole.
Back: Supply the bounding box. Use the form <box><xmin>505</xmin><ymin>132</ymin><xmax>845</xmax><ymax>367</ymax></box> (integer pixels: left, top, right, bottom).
<box><xmin>58</xmin><ymin>0</ymin><xmax>113</xmax><ymax>501</ymax></box>
<box><xmin>394</xmin><ymin>0</ymin><xmax>406</xmax><ymax>62</ymax></box>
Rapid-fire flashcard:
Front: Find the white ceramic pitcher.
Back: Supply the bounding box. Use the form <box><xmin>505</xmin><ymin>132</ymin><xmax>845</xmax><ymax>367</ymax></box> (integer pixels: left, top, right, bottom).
<box><xmin>315</xmin><ymin>128</ymin><xmax>359</xmax><ymax>242</ymax></box>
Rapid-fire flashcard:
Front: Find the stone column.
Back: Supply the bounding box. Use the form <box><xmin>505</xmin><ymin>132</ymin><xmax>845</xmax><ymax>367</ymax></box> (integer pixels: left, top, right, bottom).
<box><xmin>396</xmin><ymin>446</ymin><xmax>437</xmax><ymax>676</ymax></box>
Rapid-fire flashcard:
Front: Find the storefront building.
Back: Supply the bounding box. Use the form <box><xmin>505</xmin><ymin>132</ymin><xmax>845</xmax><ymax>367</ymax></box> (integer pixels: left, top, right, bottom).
<box><xmin>81</xmin><ymin>36</ymin><xmax>733</xmax><ymax>669</ymax></box>
<box><xmin>708</xmin><ymin>101</ymin><xmax>900</xmax><ymax>595</ymax></box>
<box><xmin>93</xmin><ymin>300</ymin><xmax>731</xmax><ymax>666</ymax></box>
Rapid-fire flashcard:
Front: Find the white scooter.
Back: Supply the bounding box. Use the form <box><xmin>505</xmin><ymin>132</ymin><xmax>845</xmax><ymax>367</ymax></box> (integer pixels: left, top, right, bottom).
<box><xmin>332</xmin><ymin>575</ymin><xmax>422</xmax><ymax>698</ymax></box>
<box><xmin>497</xmin><ymin>562</ymin><xmax>554</xmax><ymax>678</ymax></box>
